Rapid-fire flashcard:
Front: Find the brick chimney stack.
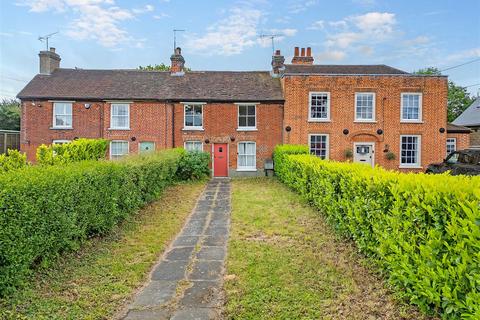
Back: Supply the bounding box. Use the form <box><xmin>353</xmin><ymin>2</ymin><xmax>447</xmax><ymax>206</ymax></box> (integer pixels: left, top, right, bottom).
<box><xmin>170</xmin><ymin>47</ymin><xmax>185</xmax><ymax>75</ymax></box>
<box><xmin>271</xmin><ymin>49</ymin><xmax>285</xmax><ymax>77</ymax></box>
<box><xmin>291</xmin><ymin>46</ymin><xmax>314</xmax><ymax>65</ymax></box>
<box><xmin>39</xmin><ymin>47</ymin><xmax>61</xmax><ymax>75</ymax></box>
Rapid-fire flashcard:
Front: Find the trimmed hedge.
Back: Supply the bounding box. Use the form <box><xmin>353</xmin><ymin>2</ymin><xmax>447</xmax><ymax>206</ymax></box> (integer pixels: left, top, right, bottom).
<box><xmin>274</xmin><ymin>145</ymin><xmax>480</xmax><ymax>319</ymax></box>
<box><xmin>0</xmin><ymin>148</ymin><xmax>207</xmax><ymax>296</ymax></box>
<box><xmin>0</xmin><ymin>149</ymin><xmax>28</xmax><ymax>173</ymax></box>
<box><xmin>36</xmin><ymin>138</ymin><xmax>108</xmax><ymax>165</ymax></box>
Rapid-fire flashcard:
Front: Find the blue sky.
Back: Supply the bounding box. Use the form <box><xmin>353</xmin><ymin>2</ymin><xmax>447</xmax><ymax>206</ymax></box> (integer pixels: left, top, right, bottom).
<box><xmin>1</xmin><ymin>0</ymin><xmax>479</xmax><ymax>99</ymax></box>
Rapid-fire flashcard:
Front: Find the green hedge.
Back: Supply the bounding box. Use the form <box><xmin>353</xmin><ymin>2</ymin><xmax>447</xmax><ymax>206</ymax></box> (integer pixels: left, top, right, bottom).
<box><xmin>0</xmin><ymin>148</ymin><xmax>208</xmax><ymax>296</ymax></box>
<box><xmin>0</xmin><ymin>149</ymin><xmax>28</xmax><ymax>173</ymax></box>
<box><xmin>36</xmin><ymin>138</ymin><xmax>108</xmax><ymax>165</ymax></box>
<box><xmin>176</xmin><ymin>151</ymin><xmax>211</xmax><ymax>180</ymax></box>
<box><xmin>273</xmin><ymin>145</ymin><xmax>480</xmax><ymax>319</ymax></box>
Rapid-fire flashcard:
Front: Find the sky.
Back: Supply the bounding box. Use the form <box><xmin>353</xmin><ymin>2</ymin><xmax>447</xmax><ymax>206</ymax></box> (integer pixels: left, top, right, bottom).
<box><xmin>0</xmin><ymin>0</ymin><xmax>479</xmax><ymax>99</ymax></box>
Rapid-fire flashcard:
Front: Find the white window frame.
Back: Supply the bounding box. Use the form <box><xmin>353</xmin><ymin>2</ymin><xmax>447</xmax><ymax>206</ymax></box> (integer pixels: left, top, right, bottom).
<box><xmin>308</xmin><ymin>92</ymin><xmax>331</xmax><ymax>122</ymax></box>
<box><xmin>237</xmin><ymin>103</ymin><xmax>257</xmax><ymax>131</ymax></box>
<box><xmin>401</xmin><ymin>93</ymin><xmax>423</xmax><ymax>123</ymax></box>
<box><xmin>110</xmin><ymin>140</ymin><xmax>129</xmax><ymax>160</ymax></box>
<box><xmin>184</xmin><ymin>140</ymin><xmax>203</xmax><ymax>152</ymax></box>
<box><xmin>138</xmin><ymin>141</ymin><xmax>156</xmax><ymax>153</ymax></box>
<box><xmin>52</xmin><ymin>102</ymin><xmax>73</xmax><ymax>129</ymax></box>
<box><xmin>52</xmin><ymin>139</ymin><xmax>71</xmax><ymax>144</ymax></box>
<box><xmin>183</xmin><ymin>103</ymin><xmax>205</xmax><ymax>130</ymax></box>
<box><xmin>354</xmin><ymin>92</ymin><xmax>376</xmax><ymax>122</ymax></box>
<box><xmin>308</xmin><ymin>134</ymin><xmax>329</xmax><ymax>159</ymax></box>
<box><xmin>446</xmin><ymin>138</ymin><xmax>456</xmax><ymax>156</ymax></box>
<box><xmin>399</xmin><ymin>135</ymin><xmax>421</xmax><ymax>168</ymax></box>
<box><xmin>237</xmin><ymin>141</ymin><xmax>256</xmax><ymax>171</ymax></box>
<box><xmin>110</xmin><ymin>103</ymin><xmax>130</xmax><ymax>130</ymax></box>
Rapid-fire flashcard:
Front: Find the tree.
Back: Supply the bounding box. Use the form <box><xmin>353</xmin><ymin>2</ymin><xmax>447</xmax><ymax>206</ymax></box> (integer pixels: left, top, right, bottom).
<box><xmin>138</xmin><ymin>63</ymin><xmax>191</xmax><ymax>72</ymax></box>
<box><xmin>0</xmin><ymin>99</ymin><xmax>21</xmax><ymax>130</ymax></box>
<box><xmin>414</xmin><ymin>67</ymin><xmax>475</xmax><ymax>122</ymax></box>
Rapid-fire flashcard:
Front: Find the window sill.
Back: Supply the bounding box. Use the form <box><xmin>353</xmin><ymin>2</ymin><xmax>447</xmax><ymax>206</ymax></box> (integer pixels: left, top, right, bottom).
<box><xmin>236</xmin><ymin>168</ymin><xmax>257</xmax><ymax>172</ymax></box>
<box><xmin>50</xmin><ymin>127</ymin><xmax>73</xmax><ymax>130</ymax></box>
<box><xmin>399</xmin><ymin>165</ymin><xmax>423</xmax><ymax>169</ymax></box>
<box><xmin>400</xmin><ymin>120</ymin><xmax>423</xmax><ymax>124</ymax></box>
<box><xmin>183</xmin><ymin>127</ymin><xmax>205</xmax><ymax>131</ymax></box>
<box><xmin>354</xmin><ymin>120</ymin><xmax>377</xmax><ymax>123</ymax></box>
<box><xmin>237</xmin><ymin>128</ymin><xmax>258</xmax><ymax>132</ymax></box>
<box><xmin>108</xmin><ymin>128</ymin><xmax>131</xmax><ymax>130</ymax></box>
<box><xmin>308</xmin><ymin>119</ymin><xmax>331</xmax><ymax>123</ymax></box>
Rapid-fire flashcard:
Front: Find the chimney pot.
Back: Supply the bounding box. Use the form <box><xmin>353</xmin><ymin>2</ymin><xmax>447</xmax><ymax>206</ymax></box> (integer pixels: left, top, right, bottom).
<box><xmin>294</xmin><ymin>47</ymin><xmax>299</xmax><ymax>56</ymax></box>
<box><xmin>301</xmin><ymin>48</ymin><xmax>305</xmax><ymax>57</ymax></box>
<box><xmin>291</xmin><ymin>46</ymin><xmax>314</xmax><ymax>65</ymax></box>
<box><xmin>39</xmin><ymin>48</ymin><xmax>61</xmax><ymax>74</ymax></box>
<box><xmin>170</xmin><ymin>46</ymin><xmax>185</xmax><ymax>75</ymax></box>
<box><xmin>50</xmin><ymin>47</ymin><xmax>56</xmax><ymax>53</ymax></box>
<box><xmin>306</xmin><ymin>47</ymin><xmax>312</xmax><ymax>57</ymax></box>
<box><xmin>275</xmin><ymin>49</ymin><xmax>281</xmax><ymax>56</ymax></box>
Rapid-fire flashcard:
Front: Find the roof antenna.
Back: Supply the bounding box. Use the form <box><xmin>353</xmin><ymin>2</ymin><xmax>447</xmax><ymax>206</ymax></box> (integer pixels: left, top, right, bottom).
<box><xmin>38</xmin><ymin>31</ymin><xmax>59</xmax><ymax>51</ymax></box>
<box><xmin>259</xmin><ymin>34</ymin><xmax>280</xmax><ymax>55</ymax></box>
<box><xmin>173</xmin><ymin>29</ymin><xmax>185</xmax><ymax>51</ymax></box>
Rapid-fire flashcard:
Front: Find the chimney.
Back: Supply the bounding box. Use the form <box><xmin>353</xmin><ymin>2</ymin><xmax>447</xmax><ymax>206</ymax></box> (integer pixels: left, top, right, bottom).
<box><xmin>271</xmin><ymin>49</ymin><xmax>285</xmax><ymax>77</ymax></box>
<box><xmin>39</xmin><ymin>47</ymin><xmax>61</xmax><ymax>75</ymax></box>
<box><xmin>170</xmin><ymin>47</ymin><xmax>185</xmax><ymax>75</ymax></box>
<box><xmin>291</xmin><ymin>46</ymin><xmax>314</xmax><ymax>65</ymax></box>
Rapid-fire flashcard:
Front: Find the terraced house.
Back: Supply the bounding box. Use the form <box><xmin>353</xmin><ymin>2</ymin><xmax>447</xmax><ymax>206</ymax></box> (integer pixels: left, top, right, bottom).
<box><xmin>18</xmin><ymin>46</ymin><xmax>465</xmax><ymax>175</ymax></box>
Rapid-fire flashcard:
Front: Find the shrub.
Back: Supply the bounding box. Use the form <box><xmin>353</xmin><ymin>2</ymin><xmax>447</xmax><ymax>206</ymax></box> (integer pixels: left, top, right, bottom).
<box><xmin>176</xmin><ymin>150</ymin><xmax>211</xmax><ymax>180</ymax></box>
<box><xmin>0</xmin><ymin>148</ymin><xmax>191</xmax><ymax>296</ymax></box>
<box><xmin>274</xmin><ymin>146</ymin><xmax>480</xmax><ymax>319</ymax></box>
<box><xmin>36</xmin><ymin>138</ymin><xmax>108</xmax><ymax>165</ymax></box>
<box><xmin>0</xmin><ymin>149</ymin><xmax>28</xmax><ymax>173</ymax></box>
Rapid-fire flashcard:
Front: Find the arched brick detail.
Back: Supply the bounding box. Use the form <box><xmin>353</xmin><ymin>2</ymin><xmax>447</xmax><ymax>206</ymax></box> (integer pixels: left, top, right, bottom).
<box><xmin>349</xmin><ymin>131</ymin><xmax>381</xmax><ymax>142</ymax></box>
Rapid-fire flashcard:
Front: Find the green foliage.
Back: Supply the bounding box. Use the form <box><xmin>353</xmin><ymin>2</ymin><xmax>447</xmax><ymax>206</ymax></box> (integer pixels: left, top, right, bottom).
<box><xmin>36</xmin><ymin>138</ymin><xmax>109</xmax><ymax>165</ymax></box>
<box><xmin>138</xmin><ymin>63</ymin><xmax>191</xmax><ymax>72</ymax></box>
<box><xmin>0</xmin><ymin>99</ymin><xmax>21</xmax><ymax>131</ymax></box>
<box><xmin>176</xmin><ymin>150</ymin><xmax>210</xmax><ymax>180</ymax></box>
<box><xmin>414</xmin><ymin>67</ymin><xmax>476</xmax><ymax>122</ymax></box>
<box><xmin>385</xmin><ymin>151</ymin><xmax>396</xmax><ymax>160</ymax></box>
<box><xmin>0</xmin><ymin>148</ymin><xmax>198</xmax><ymax>296</ymax></box>
<box><xmin>0</xmin><ymin>149</ymin><xmax>28</xmax><ymax>173</ymax></box>
<box><xmin>274</xmin><ymin>146</ymin><xmax>480</xmax><ymax>319</ymax></box>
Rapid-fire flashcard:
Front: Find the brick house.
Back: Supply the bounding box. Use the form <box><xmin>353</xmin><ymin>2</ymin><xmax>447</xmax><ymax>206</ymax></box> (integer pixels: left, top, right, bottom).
<box><xmin>452</xmin><ymin>97</ymin><xmax>479</xmax><ymax>149</ymax></box>
<box><xmin>17</xmin><ymin>46</ymin><xmax>467</xmax><ymax>175</ymax></box>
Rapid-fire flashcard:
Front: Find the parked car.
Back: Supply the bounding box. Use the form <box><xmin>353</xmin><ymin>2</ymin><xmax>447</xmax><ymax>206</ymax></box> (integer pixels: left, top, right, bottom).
<box><xmin>426</xmin><ymin>149</ymin><xmax>480</xmax><ymax>176</ymax></box>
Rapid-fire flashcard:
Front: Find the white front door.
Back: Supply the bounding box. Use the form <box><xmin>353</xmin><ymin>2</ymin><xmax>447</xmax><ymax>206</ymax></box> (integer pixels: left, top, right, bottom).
<box><xmin>354</xmin><ymin>143</ymin><xmax>375</xmax><ymax>167</ymax></box>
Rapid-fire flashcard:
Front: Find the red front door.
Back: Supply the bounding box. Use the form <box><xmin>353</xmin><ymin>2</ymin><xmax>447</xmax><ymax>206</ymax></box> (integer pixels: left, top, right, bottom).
<box><xmin>213</xmin><ymin>143</ymin><xmax>228</xmax><ymax>177</ymax></box>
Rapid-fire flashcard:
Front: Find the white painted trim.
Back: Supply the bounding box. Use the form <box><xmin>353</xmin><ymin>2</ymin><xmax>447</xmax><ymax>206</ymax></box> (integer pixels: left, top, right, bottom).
<box><xmin>184</xmin><ymin>140</ymin><xmax>204</xmax><ymax>152</ymax></box>
<box><xmin>353</xmin><ymin>142</ymin><xmax>375</xmax><ymax>167</ymax></box>
<box><xmin>308</xmin><ymin>92</ymin><xmax>331</xmax><ymax>121</ymax></box>
<box><xmin>446</xmin><ymin>137</ymin><xmax>456</xmax><ymax>156</ymax></box>
<box><xmin>183</xmin><ymin>104</ymin><xmax>204</xmax><ymax>130</ymax></box>
<box><xmin>109</xmin><ymin>140</ymin><xmax>129</xmax><ymax>160</ymax></box>
<box><xmin>399</xmin><ymin>135</ymin><xmax>421</xmax><ymax>168</ymax></box>
<box><xmin>237</xmin><ymin>141</ymin><xmax>256</xmax><ymax>170</ymax></box>
<box><xmin>237</xmin><ymin>104</ymin><xmax>257</xmax><ymax>130</ymax></box>
<box><xmin>400</xmin><ymin>92</ymin><xmax>423</xmax><ymax>122</ymax></box>
<box><xmin>52</xmin><ymin>139</ymin><xmax>71</xmax><ymax>144</ymax></box>
<box><xmin>110</xmin><ymin>103</ymin><xmax>130</xmax><ymax>130</ymax></box>
<box><xmin>308</xmin><ymin>133</ymin><xmax>330</xmax><ymax>159</ymax></box>
<box><xmin>354</xmin><ymin>92</ymin><xmax>376</xmax><ymax>122</ymax></box>
<box><xmin>52</xmin><ymin>101</ymin><xmax>73</xmax><ymax>129</ymax></box>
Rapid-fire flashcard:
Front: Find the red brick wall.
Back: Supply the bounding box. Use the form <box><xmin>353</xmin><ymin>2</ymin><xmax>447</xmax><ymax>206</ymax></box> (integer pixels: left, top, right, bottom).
<box><xmin>447</xmin><ymin>133</ymin><xmax>470</xmax><ymax>152</ymax></box>
<box><xmin>281</xmin><ymin>75</ymin><xmax>448</xmax><ymax>171</ymax></box>
<box><xmin>173</xmin><ymin>102</ymin><xmax>283</xmax><ymax>172</ymax></box>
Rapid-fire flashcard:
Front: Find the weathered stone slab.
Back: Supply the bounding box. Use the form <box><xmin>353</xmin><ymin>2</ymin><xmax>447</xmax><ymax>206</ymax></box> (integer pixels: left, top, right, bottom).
<box><xmin>170</xmin><ymin>308</ymin><xmax>218</xmax><ymax>320</ymax></box>
<box><xmin>172</xmin><ymin>236</ymin><xmax>200</xmax><ymax>247</ymax></box>
<box><xmin>196</xmin><ymin>246</ymin><xmax>226</xmax><ymax>261</ymax></box>
<box><xmin>123</xmin><ymin>309</ymin><xmax>170</xmax><ymax>320</ymax></box>
<box><xmin>151</xmin><ymin>260</ymin><xmax>188</xmax><ymax>280</ymax></box>
<box><xmin>189</xmin><ymin>261</ymin><xmax>223</xmax><ymax>281</ymax></box>
<box><xmin>165</xmin><ymin>247</ymin><xmax>195</xmax><ymax>261</ymax></box>
<box><xmin>129</xmin><ymin>280</ymin><xmax>177</xmax><ymax>308</ymax></box>
<box><xmin>179</xmin><ymin>280</ymin><xmax>221</xmax><ymax>308</ymax></box>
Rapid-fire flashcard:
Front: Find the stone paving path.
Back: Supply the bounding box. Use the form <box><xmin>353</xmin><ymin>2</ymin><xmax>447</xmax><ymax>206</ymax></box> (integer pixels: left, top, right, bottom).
<box><xmin>122</xmin><ymin>178</ymin><xmax>231</xmax><ymax>320</ymax></box>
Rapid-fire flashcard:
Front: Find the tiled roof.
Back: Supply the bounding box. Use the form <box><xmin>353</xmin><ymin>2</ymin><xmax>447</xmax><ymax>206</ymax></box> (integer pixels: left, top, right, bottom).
<box><xmin>284</xmin><ymin>64</ymin><xmax>409</xmax><ymax>75</ymax></box>
<box><xmin>17</xmin><ymin>69</ymin><xmax>284</xmax><ymax>102</ymax></box>
<box><xmin>447</xmin><ymin>123</ymin><xmax>472</xmax><ymax>133</ymax></box>
<box><xmin>452</xmin><ymin>97</ymin><xmax>480</xmax><ymax>127</ymax></box>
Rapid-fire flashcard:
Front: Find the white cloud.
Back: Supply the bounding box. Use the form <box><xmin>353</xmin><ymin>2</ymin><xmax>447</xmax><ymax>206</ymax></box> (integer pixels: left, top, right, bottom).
<box><xmin>307</xmin><ymin>20</ymin><xmax>324</xmax><ymax>30</ymax></box>
<box><xmin>445</xmin><ymin>47</ymin><xmax>480</xmax><ymax>62</ymax></box>
<box><xmin>402</xmin><ymin>36</ymin><xmax>430</xmax><ymax>46</ymax></box>
<box><xmin>359</xmin><ymin>45</ymin><xmax>373</xmax><ymax>56</ymax></box>
<box><xmin>0</xmin><ymin>32</ymin><xmax>14</xmax><ymax>37</ymax></box>
<box><xmin>18</xmin><ymin>0</ymin><xmax>151</xmax><ymax>47</ymax></box>
<box><xmin>316</xmin><ymin>50</ymin><xmax>346</xmax><ymax>61</ymax></box>
<box><xmin>329</xmin><ymin>20</ymin><xmax>348</xmax><ymax>29</ymax></box>
<box><xmin>153</xmin><ymin>13</ymin><xmax>169</xmax><ymax>19</ymax></box>
<box><xmin>289</xmin><ymin>0</ymin><xmax>317</xmax><ymax>14</ymax></box>
<box><xmin>348</xmin><ymin>12</ymin><xmax>395</xmax><ymax>35</ymax></box>
<box><xmin>185</xmin><ymin>7</ymin><xmax>263</xmax><ymax>55</ymax></box>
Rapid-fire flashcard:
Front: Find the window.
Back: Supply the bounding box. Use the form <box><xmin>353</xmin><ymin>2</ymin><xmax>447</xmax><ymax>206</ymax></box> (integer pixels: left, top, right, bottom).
<box><xmin>446</xmin><ymin>138</ymin><xmax>456</xmax><ymax>156</ymax></box>
<box><xmin>184</xmin><ymin>141</ymin><xmax>203</xmax><ymax>152</ymax></box>
<box><xmin>238</xmin><ymin>104</ymin><xmax>256</xmax><ymax>129</ymax></box>
<box><xmin>400</xmin><ymin>135</ymin><xmax>421</xmax><ymax>167</ymax></box>
<box><xmin>53</xmin><ymin>102</ymin><xmax>72</xmax><ymax>128</ymax></box>
<box><xmin>355</xmin><ymin>93</ymin><xmax>375</xmax><ymax>121</ymax></box>
<box><xmin>309</xmin><ymin>92</ymin><xmax>330</xmax><ymax>121</ymax></box>
<box><xmin>139</xmin><ymin>141</ymin><xmax>155</xmax><ymax>153</ymax></box>
<box><xmin>184</xmin><ymin>104</ymin><xmax>203</xmax><ymax>129</ymax></box>
<box><xmin>401</xmin><ymin>93</ymin><xmax>422</xmax><ymax>122</ymax></box>
<box><xmin>110</xmin><ymin>141</ymin><xmax>129</xmax><ymax>160</ymax></box>
<box><xmin>309</xmin><ymin>134</ymin><xmax>329</xmax><ymax>159</ymax></box>
<box><xmin>110</xmin><ymin>103</ymin><xmax>130</xmax><ymax>129</ymax></box>
<box><xmin>238</xmin><ymin>142</ymin><xmax>256</xmax><ymax>170</ymax></box>
<box><xmin>52</xmin><ymin>140</ymin><xmax>71</xmax><ymax>144</ymax></box>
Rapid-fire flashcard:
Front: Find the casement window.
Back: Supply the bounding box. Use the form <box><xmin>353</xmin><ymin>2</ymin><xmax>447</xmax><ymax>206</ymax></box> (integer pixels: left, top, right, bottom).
<box><xmin>238</xmin><ymin>104</ymin><xmax>256</xmax><ymax>130</ymax></box>
<box><xmin>184</xmin><ymin>141</ymin><xmax>203</xmax><ymax>152</ymax></box>
<box><xmin>110</xmin><ymin>140</ymin><xmax>129</xmax><ymax>160</ymax></box>
<box><xmin>446</xmin><ymin>138</ymin><xmax>456</xmax><ymax>156</ymax></box>
<box><xmin>401</xmin><ymin>93</ymin><xmax>422</xmax><ymax>122</ymax></box>
<box><xmin>53</xmin><ymin>102</ymin><xmax>72</xmax><ymax>128</ymax></box>
<box><xmin>309</xmin><ymin>92</ymin><xmax>330</xmax><ymax>121</ymax></box>
<box><xmin>400</xmin><ymin>135</ymin><xmax>421</xmax><ymax>167</ymax></box>
<box><xmin>110</xmin><ymin>103</ymin><xmax>130</xmax><ymax>129</ymax></box>
<box><xmin>184</xmin><ymin>104</ymin><xmax>203</xmax><ymax>129</ymax></box>
<box><xmin>355</xmin><ymin>92</ymin><xmax>375</xmax><ymax>121</ymax></box>
<box><xmin>52</xmin><ymin>140</ymin><xmax>71</xmax><ymax>144</ymax></box>
<box><xmin>309</xmin><ymin>134</ymin><xmax>329</xmax><ymax>159</ymax></box>
<box><xmin>238</xmin><ymin>142</ymin><xmax>256</xmax><ymax>170</ymax></box>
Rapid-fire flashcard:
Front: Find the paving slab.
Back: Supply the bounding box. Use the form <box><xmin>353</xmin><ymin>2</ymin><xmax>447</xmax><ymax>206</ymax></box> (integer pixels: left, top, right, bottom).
<box><xmin>196</xmin><ymin>246</ymin><xmax>226</xmax><ymax>261</ymax></box>
<box><xmin>165</xmin><ymin>247</ymin><xmax>195</xmax><ymax>261</ymax></box>
<box><xmin>129</xmin><ymin>280</ymin><xmax>177</xmax><ymax>308</ymax></box>
<box><xmin>151</xmin><ymin>260</ymin><xmax>188</xmax><ymax>280</ymax></box>
<box><xmin>124</xmin><ymin>309</ymin><xmax>170</xmax><ymax>320</ymax></box>
<box><xmin>179</xmin><ymin>280</ymin><xmax>222</xmax><ymax>307</ymax></box>
<box><xmin>189</xmin><ymin>261</ymin><xmax>223</xmax><ymax>281</ymax></box>
<box><xmin>170</xmin><ymin>308</ymin><xmax>218</xmax><ymax>320</ymax></box>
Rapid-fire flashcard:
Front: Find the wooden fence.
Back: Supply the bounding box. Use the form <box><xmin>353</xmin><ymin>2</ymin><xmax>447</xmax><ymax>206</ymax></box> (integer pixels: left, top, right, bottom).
<box><xmin>0</xmin><ymin>130</ymin><xmax>20</xmax><ymax>154</ymax></box>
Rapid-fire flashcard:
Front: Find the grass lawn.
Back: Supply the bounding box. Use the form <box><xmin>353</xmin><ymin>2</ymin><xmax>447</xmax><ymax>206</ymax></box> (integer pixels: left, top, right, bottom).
<box><xmin>225</xmin><ymin>178</ymin><xmax>434</xmax><ymax>320</ymax></box>
<box><xmin>0</xmin><ymin>181</ymin><xmax>206</xmax><ymax>320</ymax></box>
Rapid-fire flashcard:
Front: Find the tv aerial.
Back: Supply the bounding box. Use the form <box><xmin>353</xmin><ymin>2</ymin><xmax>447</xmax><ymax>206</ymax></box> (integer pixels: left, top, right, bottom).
<box><xmin>173</xmin><ymin>29</ymin><xmax>185</xmax><ymax>50</ymax></box>
<box><xmin>259</xmin><ymin>34</ymin><xmax>280</xmax><ymax>54</ymax></box>
<box><xmin>38</xmin><ymin>31</ymin><xmax>59</xmax><ymax>51</ymax></box>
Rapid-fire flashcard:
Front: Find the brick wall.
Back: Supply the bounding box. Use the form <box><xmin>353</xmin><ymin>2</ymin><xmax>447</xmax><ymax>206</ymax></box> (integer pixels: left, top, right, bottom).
<box><xmin>447</xmin><ymin>132</ymin><xmax>470</xmax><ymax>154</ymax></box>
<box><xmin>281</xmin><ymin>75</ymin><xmax>448</xmax><ymax>171</ymax></box>
<box><xmin>469</xmin><ymin>127</ymin><xmax>480</xmax><ymax>147</ymax></box>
